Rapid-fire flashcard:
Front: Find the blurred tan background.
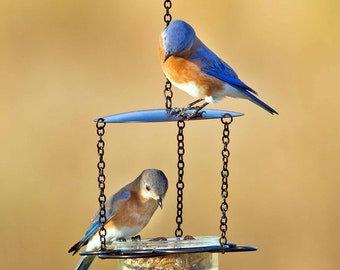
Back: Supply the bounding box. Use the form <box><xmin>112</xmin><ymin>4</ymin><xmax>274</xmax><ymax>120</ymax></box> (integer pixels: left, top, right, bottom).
<box><xmin>1</xmin><ymin>0</ymin><xmax>339</xmax><ymax>269</ymax></box>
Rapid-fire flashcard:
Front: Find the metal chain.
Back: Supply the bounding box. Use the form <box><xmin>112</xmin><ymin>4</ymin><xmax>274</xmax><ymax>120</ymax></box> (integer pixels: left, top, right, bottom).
<box><xmin>175</xmin><ymin>120</ymin><xmax>185</xmax><ymax>238</ymax></box>
<box><xmin>219</xmin><ymin>114</ymin><xmax>233</xmax><ymax>246</ymax></box>
<box><xmin>163</xmin><ymin>0</ymin><xmax>172</xmax><ymax>26</ymax></box>
<box><xmin>96</xmin><ymin>118</ymin><xmax>107</xmax><ymax>250</ymax></box>
<box><xmin>164</xmin><ymin>79</ymin><xmax>173</xmax><ymax>111</ymax></box>
<box><xmin>163</xmin><ymin>0</ymin><xmax>173</xmax><ymax>110</ymax></box>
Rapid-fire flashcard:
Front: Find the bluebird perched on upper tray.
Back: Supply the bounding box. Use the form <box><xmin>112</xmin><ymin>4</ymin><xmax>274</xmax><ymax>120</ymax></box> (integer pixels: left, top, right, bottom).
<box><xmin>159</xmin><ymin>20</ymin><xmax>278</xmax><ymax>118</ymax></box>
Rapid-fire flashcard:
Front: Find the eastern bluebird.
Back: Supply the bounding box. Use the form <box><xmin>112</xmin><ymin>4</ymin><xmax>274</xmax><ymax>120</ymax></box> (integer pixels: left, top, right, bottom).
<box><xmin>159</xmin><ymin>20</ymin><xmax>278</xmax><ymax>117</ymax></box>
<box><xmin>68</xmin><ymin>169</ymin><xmax>168</xmax><ymax>270</ymax></box>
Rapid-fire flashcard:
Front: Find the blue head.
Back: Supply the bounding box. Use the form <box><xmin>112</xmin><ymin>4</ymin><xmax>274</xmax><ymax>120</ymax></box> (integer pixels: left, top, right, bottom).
<box><xmin>162</xmin><ymin>20</ymin><xmax>196</xmax><ymax>62</ymax></box>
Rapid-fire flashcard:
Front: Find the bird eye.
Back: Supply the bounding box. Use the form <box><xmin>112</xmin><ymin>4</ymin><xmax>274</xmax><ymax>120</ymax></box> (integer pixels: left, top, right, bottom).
<box><xmin>145</xmin><ymin>184</ymin><xmax>151</xmax><ymax>191</ymax></box>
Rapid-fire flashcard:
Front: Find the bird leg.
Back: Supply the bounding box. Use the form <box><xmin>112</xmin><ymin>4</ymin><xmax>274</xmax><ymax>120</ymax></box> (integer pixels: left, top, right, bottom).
<box><xmin>170</xmin><ymin>98</ymin><xmax>210</xmax><ymax>119</ymax></box>
<box><xmin>185</xmin><ymin>102</ymin><xmax>209</xmax><ymax>120</ymax></box>
<box><xmin>185</xmin><ymin>98</ymin><xmax>205</xmax><ymax>109</ymax></box>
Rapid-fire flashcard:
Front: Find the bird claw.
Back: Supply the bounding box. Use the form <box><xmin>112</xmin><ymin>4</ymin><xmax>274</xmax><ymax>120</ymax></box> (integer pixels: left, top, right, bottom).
<box><xmin>117</xmin><ymin>237</ymin><xmax>127</xmax><ymax>242</ymax></box>
<box><xmin>169</xmin><ymin>106</ymin><xmax>204</xmax><ymax>120</ymax></box>
<box><xmin>183</xmin><ymin>235</ymin><xmax>196</xmax><ymax>240</ymax></box>
<box><xmin>169</xmin><ymin>107</ymin><xmax>185</xmax><ymax>116</ymax></box>
<box><xmin>186</xmin><ymin>108</ymin><xmax>204</xmax><ymax>120</ymax></box>
<box><xmin>131</xmin><ymin>235</ymin><xmax>141</xmax><ymax>242</ymax></box>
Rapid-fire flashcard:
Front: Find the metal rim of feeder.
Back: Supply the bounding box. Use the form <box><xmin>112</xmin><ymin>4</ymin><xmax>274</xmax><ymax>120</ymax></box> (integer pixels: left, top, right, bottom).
<box><xmin>80</xmin><ymin>0</ymin><xmax>257</xmax><ymax>260</ymax></box>
<box><xmin>81</xmin><ymin>237</ymin><xmax>257</xmax><ymax>259</ymax></box>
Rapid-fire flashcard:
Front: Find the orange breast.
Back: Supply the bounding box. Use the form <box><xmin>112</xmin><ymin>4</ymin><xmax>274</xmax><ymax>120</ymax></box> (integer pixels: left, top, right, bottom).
<box><xmin>109</xmin><ymin>192</ymin><xmax>158</xmax><ymax>230</ymax></box>
<box><xmin>159</xmin><ymin>38</ymin><xmax>224</xmax><ymax>98</ymax></box>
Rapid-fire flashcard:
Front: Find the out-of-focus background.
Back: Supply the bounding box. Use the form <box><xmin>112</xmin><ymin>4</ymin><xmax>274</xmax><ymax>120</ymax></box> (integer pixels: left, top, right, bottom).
<box><xmin>1</xmin><ymin>0</ymin><xmax>339</xmax><ymax>269</ymax></box>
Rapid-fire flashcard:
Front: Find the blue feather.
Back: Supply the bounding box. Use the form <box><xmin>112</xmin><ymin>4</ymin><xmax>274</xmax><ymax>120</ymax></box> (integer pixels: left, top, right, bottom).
<box><xmin>191</xmin><ymin>42</ymin><xmax>277</xmax><ymax>114</ymax></box>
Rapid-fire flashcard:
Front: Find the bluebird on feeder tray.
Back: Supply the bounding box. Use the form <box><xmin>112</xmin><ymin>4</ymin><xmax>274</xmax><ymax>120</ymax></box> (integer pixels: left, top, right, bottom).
<box><xmin>68</xmin><ymin>169</ymin><xmax>168</xmax><ymax>270</ymax></box>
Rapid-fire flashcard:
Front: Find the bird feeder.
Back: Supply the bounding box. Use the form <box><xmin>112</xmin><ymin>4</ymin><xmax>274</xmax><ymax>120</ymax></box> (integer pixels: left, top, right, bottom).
<box><xmin>78</xmin><ymin>1</ymin><xmax>257</xmax><ymax>269</ymax></box>
<box><xmin>80</xmin><ymin>108</ymin><xmax>256</xmax><ymax>270</ymax></box>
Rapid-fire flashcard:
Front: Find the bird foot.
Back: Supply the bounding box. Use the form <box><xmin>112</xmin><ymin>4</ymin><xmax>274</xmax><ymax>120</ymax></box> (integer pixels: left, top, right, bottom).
<box><xmin>116</xmin><ymin>237</ymin><xmax>127</xmax><ymax>242</ymax></box>
<box><xmin>131</xmin><ymin>235</ymin><xmax>141</xmax><ymax>242</ymax></box>
<box><xmin>169</xmin><ymin>106</ymin><xmax>204</xmax><ymax>120</ymax></box>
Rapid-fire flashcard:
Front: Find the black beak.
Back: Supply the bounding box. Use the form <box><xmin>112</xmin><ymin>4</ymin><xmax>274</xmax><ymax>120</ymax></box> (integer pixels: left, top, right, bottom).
<box><xmin>163</xmin><ymin>52</ymin><xmax>171</xmax><ymax>63</ymax></box>
<box><xmin>157</xmin><ymin>197</ymin><xmax>163</xmax><ymax>209</ymax></box>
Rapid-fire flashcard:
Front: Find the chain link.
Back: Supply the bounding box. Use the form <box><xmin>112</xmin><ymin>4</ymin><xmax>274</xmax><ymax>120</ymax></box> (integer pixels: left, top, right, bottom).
<box><xmin>96</xmin><ymin>118</ymin><xmax>107</xmax><ymax>250</ymax></box>
<box><xmin>219</xmin><ymin>114</ymin><xmax>233</xmax><ymax>247</ymax></box>
<box><xmin>163</xmin><ymin>0</ymin><xmax>172</xmax><ymax>26</ymax></box>
<box><xmin>175</xmin><ymin>120</ymin><xmax>185</xmax><ymax>238</ymax></box>
<box><xmin>163</xmin><ymin>0</ymin><xmax>173</xmax><ymax>110</ymax></box>
<box><xmin>164</xmin><ymin>79</ymin><xmax>173</xmax><ymax>111</ymax></box>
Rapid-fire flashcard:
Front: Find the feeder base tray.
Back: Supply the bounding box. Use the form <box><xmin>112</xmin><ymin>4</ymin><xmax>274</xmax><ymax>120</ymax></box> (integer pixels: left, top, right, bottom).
<box><xmin>80</xmin><ymin>236</ymin><xmax>257</xmax><ymax>259</ymax></box>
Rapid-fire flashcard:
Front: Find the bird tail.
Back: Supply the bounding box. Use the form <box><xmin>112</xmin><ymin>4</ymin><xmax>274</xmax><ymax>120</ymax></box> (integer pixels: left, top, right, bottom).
<box><xmin>68</xmin><ymin>240</ymin><xmax>84</xmax><ymax>255</ymax></box>
<box><xmin>75</xmin><ymin>255</ymin><xmax>95</xmax><ymax>270</ymax></box>
<box><xmin>242</xmin><ymin>90</ymin><xmax>278</xmax><ymax>115</ymax></box>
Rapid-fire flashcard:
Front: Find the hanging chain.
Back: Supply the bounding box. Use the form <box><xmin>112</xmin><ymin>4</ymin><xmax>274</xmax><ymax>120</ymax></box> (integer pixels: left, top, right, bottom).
<box><xmin>175</xmin><ymin>120</ymin><xmax>185</xmax><ymax>238</ymax></box>
<box><xmin>96</xmin><ymin>118</ymin><xmax>107</xmax><ymax>250</ymax></box>
<box><xmin>164</xmin><ymin>79</ymin><xmax>173</xmax><ymax>111</ymax></box>
<box><xmin>163</xmin><ymin>0</ymin><xmax>173</xmax><ymax>110</ymax></box>
<box><xmin>219</xmin><ymin>114</ymin><xmax>233</xmax><ymax>247</ymax></box>
<box><xmin>163</xmin><ymin>0</ymin><xmax>172</xmax><ymax>26</ymax></box>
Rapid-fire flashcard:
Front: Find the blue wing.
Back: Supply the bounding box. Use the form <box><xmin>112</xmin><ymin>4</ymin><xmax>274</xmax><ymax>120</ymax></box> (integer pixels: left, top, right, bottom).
<box><xmin>189</xmin><ymin>39</ymin><xmax>257</xmax><ymax>94</ymax></box>
<box><xmin>68</xmin><ymin>189</ymin><xmax>131</xmax><ymax>254</ymax></box>
<box><xmin>189</xmin><ymin>39</ymin><xmax>278</xmax><ymax>114</ymax></box>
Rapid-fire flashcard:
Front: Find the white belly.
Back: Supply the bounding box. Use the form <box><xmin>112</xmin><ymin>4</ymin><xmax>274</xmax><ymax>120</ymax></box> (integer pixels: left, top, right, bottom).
<box><xmin>171</xmin><ymin>79</ymin><xmax>247</xmax><ymax>103</ymax></box>
<box><xmin>171</xmin><ymin>81</ymin><xmax>204</xmax><ymax>99</ymax></box>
